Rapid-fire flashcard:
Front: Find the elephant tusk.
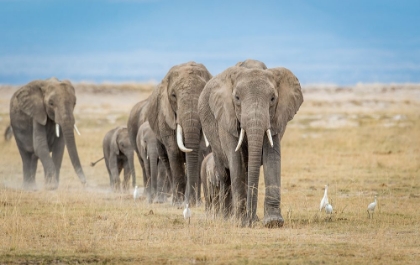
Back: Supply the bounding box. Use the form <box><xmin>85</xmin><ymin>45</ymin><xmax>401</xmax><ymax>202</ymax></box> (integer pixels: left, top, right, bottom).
<box><xmin>235</xmin><ymin>128</ymin><xmax>245</xmax><ymax>152</ymax></box>
<box><xmin>176</xmin><ymin>124</ymin><xmax>193</xmax><ymax>153</ymax></box>
<box><xmin>74</xmin><ymin>124</ymin><xmax>81</xmax><ymax>136</ymax></box>
<box><xmin>266</xmin><ymin>129</ymin><xmax>274</xmax><ymax>148</ymax></box>
<box><xmin>55</xmin><ymin>124</ymin><xmax>60</xmax><ymax>137</ymax></box>
<box><xmin>203</xmin><ymin>132</ymin><xmax>209</xmax><ymax>147</ymax></box>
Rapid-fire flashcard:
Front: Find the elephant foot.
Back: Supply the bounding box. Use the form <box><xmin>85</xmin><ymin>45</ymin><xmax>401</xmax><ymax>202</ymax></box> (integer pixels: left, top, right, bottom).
<box><xmin>45</xmin><ymin>178</ymin><xmax>58</xmax><ymax>190</ymax></box>
<box><xmin>23</xmin><ymin>181</ymin><xmax>37</xmax><ymax>191</ymax></box>
<box><xmin>263</xmin><ymin>215</ymin><xmax>284</xmax><ymax>228</ymax></box>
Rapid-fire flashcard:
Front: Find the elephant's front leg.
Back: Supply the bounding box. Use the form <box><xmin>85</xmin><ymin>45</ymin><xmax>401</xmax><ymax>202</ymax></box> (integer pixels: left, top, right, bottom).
<box><xmin>17</xmin><ymin>147</ymin><xmax>38</xmax><ymax>190</ymax></box>
<box><xmin>122</xmin><ymin>160</ymin><xmax>131</xmax><ymax>192</ymax></box>
<box><xmin>262</xmin><ymin>134</ymin><xmax>284</xmax><ymax>228</ymax></box>
<box><xmin>33</xmin><ymin>121</ymin><xmax>57</xmax><ymax>189</ymax></box>
<box><xmin>157</xmin><ymin>141</ymin><xmax>173</xmax><ymax>197</ymax></box>
<box><xmin>227</xmin><ymin>151</ymin><xmax>247</xmax><ymax>225</ymax></box>
<box><xmin>51</xmin><ymin>132</ymin><xmax>65</xmax><ymax>186</ymax></box>
<box><xmin>163</xmin><ymin>135</ymin><xmax>186</xmax><ymax>206</ymax></box>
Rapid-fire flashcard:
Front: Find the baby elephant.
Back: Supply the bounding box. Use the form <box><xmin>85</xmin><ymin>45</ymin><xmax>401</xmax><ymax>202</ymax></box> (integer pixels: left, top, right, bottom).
<box><xmin>137</xmin><ymin>121</ymin><xmax>170</xmax><ymax>203</ymax></box>
<box><xmin>103</xmin><ymin>126</ymin><xmax>136</xmax><ymax>191</ymax></box>
<box><xmin>201</xmin><ymin>153</ymin><xmax>220</xmax><ymax>215</ymax></box>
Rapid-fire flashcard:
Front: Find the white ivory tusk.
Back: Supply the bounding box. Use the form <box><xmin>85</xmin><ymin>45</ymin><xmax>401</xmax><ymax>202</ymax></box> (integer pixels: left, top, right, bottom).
<box><xmin>203</xmin><ymin>132</ymin><xmax>209</xmax><ymax>147</ymax></box>
<box><xmin>55</xmin><ymin>124</ymin><xmax>60</xmax><ymax>137</ymax></box>
<box><xmin>266</xmin><ymin>129</ymin><xmax>274</xmax><ymax>148</ymax></box>
<box><xmin>74</xmin><ymin>124</ymin><xmax>81</xmax><ymax>136</ymax></box>
<box><xmin>176</xmin><ymin>124</ymin><xmax>193</xmax><ymax>153</ymax></box>
<box><xmin>235</xmin><ymin>128</ymin><xmax>245</xmax><ymax>152</ymax></box>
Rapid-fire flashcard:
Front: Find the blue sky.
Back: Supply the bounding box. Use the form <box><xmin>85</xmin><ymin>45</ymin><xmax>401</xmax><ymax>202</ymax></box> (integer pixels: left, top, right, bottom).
<box><xmin>0</xmin><ymin>0</ymin><xmax>419</xmax><ymax>85</ymax></box>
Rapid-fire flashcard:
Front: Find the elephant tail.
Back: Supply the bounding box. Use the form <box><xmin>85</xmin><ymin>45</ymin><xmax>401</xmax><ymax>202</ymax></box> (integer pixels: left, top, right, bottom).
<box><xmin>4</xmin><ymin>125</ymin><xmax>13</xmax><ymax>141</ymax></box>
<box><xmin>90</xmin><ymin>157</ymin><xmax>105</xmax><ymax>167</ymax></box>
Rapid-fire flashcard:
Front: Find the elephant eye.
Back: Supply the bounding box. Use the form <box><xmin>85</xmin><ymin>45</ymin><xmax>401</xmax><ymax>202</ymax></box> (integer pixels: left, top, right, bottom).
<box><xmin>235</xmin><ymin>95</ymin><xmax>240</xmax><ymax>101</ymax></box>
<box><xmin>271</xmin><ymin>96</ymin><xmax>275</xmax><ymax>102</ymax></box>
<box><xmin>49</xmin><ymin>100</ymin><xmax>54</xmax><ymax>106</ymax></box>
<box><xmin>171</xmin><ymin>92</ymin><xmax>176</xmax><ymax>98</ymax></box>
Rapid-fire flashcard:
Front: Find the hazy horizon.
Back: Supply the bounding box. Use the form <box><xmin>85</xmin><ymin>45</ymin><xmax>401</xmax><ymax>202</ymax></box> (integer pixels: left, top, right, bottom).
<box><xmin>1</xmin><ymin>0</ymin><xmax>419</xmax><ymax>85</ymax></box>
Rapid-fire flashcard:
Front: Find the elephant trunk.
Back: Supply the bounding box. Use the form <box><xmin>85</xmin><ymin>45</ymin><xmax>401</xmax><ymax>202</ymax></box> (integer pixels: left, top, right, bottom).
<box><xmin>182</xmin><ymin>118</ymin><xmax>201</xmax><ymax>206</ymax></box>
<box><xmin>242</xmin><ymin>101</ymin><xmax>269</xmax><ymax>226</ymax></box>
<box><xmin>62</xmin><ymin>123</ymin><xmax>86</xmax><ymax>184</ymax></box>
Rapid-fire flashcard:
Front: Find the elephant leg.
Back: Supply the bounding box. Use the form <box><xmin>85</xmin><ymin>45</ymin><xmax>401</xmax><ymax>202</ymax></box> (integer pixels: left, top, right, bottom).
<box><xmin>29</xmin><ymin>154</ymin><xmax>38</xmax><ymax>187</ymax></box>
<box><xmin>144</xmin><ymin>157</ymin><xmax>152</xmax><ymax>203</ymax></box>
<box><xmin>138</xmin><ymin>154</ymin><xmax>147</xmax><ymax>192</ymax></box>
<box><xmin>219</xmin><ymin>170</ymin><xmax>232</xmax><ymax>219</ymax></box>
<box><xmin>155</xmin><ymin>160</ymin><xmax>167</xmax><ymax>203</ymax></box>
<box><xmin>113</xmin><ymin>158</ymin><xmax>124</xmax><ymax>192</ymax></box>
<box><xmin>157</xmin><ymin>141</ymin><xmax>175</xmax><ymax>202</ymax></box>
<box><xmin>33</xmin><ymin>122</ymin><xmax>57</xmax><ymax>190</ymax></box>
<box><xmin>123</xmin><ymin>161</ymin><xmax>131</xmax><ymax>192</ymax></box>
<box><xmin>52</xmin><ymin>134</ymin><xmax>65</xmax><ymax>186</ymax></box>
<box><xmin>168</xmin><ymin>151</ymin><xmax>185</xmax><ymax>206</ymax></box>
<box><xmin>17</xmin><ymin>147</ymin><xmax>37</xmax><ymax>190</ymax></box>
<box><xmin>227</xmin><ymin>153</ymin><xmax>247</xmax><ymax>224</ymax></box>
<box><xmin>104</xmin><ymin>158</ymin><xmax>113</xmax><ymax>189</ymax></box>
<box><xmin>262</xmin><ymin>134</ymin><xmax>284</xmax><ymax>228</ymax></box>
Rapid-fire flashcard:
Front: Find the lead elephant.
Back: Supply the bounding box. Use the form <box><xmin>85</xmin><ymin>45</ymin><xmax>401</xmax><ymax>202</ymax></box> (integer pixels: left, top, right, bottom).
<box><xmin>137</xmin><ymin>121</ymin><xmax>170</xmax><ymax>203</ymax></box>
<box><xmin>103</xmin><ymin>126</ymin><xmax>136</xmax><ymax>191</ymax></box>
<box><xmin>9</xmin><ymin>78</ymin><xmax>86</xmax><ymax>190</ymax></box>
<box><xmin>147</xmin><ymin>61</ymin><xmax>212</xmax><ymax>206</ymax></box>
<box><xmin>198</xmin><ymin>59</ymin><xmax>303</xmax><ymax>227</ymax></box>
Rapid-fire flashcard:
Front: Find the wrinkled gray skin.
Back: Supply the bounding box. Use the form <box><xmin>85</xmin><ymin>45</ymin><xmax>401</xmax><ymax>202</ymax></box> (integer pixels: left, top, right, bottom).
<box><xmin>137</xmin><ymin>121</ymin><xmax>170</xmax><ymax>203</ymax></box>
<box><xmin>147</xmin><ymin>61</ymin><xmax>212</xmax><ymax>206</ymax></box>
<box><xmin>198</xmin><ymin>59</ymin><xmax>303</xmax><ymax>227</ymax></box>
<box><xmin>127</xmin><ymin>99</ymin><xmax>150</xmax><ymax>194</ymax></box>
<box><xmin>103</xmin><ymin>126</ymin><xmax>136</xmax><ymax>191</ymax></box>
<box><xmin>9</xmin><ymin>78</ymin><xmax>86</xmax><ymax>190</ymax></box>
<box><xmin>201</xmin><ymin>153</ymin><xmax>220</xmax><ymax>215</ymax></box>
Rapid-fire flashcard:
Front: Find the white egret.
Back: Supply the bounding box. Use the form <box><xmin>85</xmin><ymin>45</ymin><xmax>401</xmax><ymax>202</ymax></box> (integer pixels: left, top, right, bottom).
<box><xmin>133</xmin><ymin>186</ymin><xmax>140</xmax><ymax>200</ymax></box>
<box><xmin>183</xmin><ymin>203</ymin><xmax>191</xmax><ymax>224</ymax></box>
<box><xmin>367</xmin><ymin>196</ymin><xmax>377</xmax><ymax>219</ymax></box>
<box><xmin>319</xmin><ymin>184</ymin><xmax>329</xmax><ymax>211</ymax></box>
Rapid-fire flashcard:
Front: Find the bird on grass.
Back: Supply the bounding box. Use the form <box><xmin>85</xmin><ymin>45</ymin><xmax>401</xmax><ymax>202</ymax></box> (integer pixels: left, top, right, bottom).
<box><xmin>183</xmin><ymin>203</ymin><xmax>191</xmax><ymax>224</ymax></box>
<box><xmin>320</xmin><ymin>184</ymin><xmax>329</xmax><ymax>211</ymax></box>
<box><xmin>133</xmin><ymin>186</ymin><xmax>140</xmax><ymax>200</ymax></box>
<box><xmin>367</xmin><ymin>196</ymin><xmax>377</xmax><ymax>219</ymax></box>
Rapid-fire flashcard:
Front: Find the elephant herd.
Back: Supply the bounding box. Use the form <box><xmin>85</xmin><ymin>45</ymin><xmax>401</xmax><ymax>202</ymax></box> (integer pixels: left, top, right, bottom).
<box><xmin>7</xmin><ymin>59</ymin><xmax>303</xmax><ymax>228</ymax></box>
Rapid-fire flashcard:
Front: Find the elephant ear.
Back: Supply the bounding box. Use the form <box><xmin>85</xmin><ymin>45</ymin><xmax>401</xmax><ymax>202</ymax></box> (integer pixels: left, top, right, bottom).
<box><xmin>147</xmin><ymin>77</ymin><xmax>176</xmax><ymax>133</ymax></box>
<box><xmin>15</xmin><ymin>81</ymin><xmax>47</xmax><ymax>125</ymax></box>
<box><xmin>111</xmin><ymin>127</ymin><xmax>124</xmax><ymax>155</ymax></box>
<box><xmin>269</xmin><ymin>67</ymin><xmax>303</xmax><ymax>137</ymax></box>
<box><xmin>208</xmin><ymin>66</ymin><xmax>241</xmax><ymax>137</ymax></box>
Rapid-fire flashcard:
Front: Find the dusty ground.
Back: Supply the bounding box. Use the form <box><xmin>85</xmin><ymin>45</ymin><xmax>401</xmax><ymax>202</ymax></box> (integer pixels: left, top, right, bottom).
<box><xmin>0</xmin><ymin>82</ymin><xmax>419</xmax><ymax>264</ymax></box>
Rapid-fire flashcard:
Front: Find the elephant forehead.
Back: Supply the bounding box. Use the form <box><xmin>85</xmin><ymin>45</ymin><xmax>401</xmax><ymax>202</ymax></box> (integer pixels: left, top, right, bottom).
<box><xmin>235</xmin><ymin>77</ymin><xmax>275</xmax><ymax>94</ymax></box>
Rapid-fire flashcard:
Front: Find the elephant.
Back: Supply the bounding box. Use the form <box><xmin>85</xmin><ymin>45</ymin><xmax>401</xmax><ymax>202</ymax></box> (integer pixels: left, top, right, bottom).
<box><xmin>198</xmin><ymin>59</ymin><xmax>303</xmax><ymax>227</ymax></box>
<box><xmin>200</xmin><ymin>153</ymin><xmax>220</xmax><ymax>215</ymax></box>
<box><xmin>137</xmin><ymin>121</ymin><xmax>170</xmax><ymax>203</ymax></box>
<box><xmin>9</xmin><ymin>78</ymin><xmax>86</xmax><ymax>190</ymax></box>
<box><xmin>147</xmin><ymin>61</ymin><xmax>212</xmax><ymax>206</ymax></box>
<box><xmin>127</xmin><ymin>99</ymin><xmax>150</xmax><ymax>194</ymax></box>
<box><xmin>102</xmin><ymin>126</ymin><xmax>136</xmax><ymax>191</ymax></box>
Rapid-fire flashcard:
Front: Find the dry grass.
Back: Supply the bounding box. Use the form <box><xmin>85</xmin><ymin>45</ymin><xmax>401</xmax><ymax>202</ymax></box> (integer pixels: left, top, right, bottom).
<box><xmin>0</xmin><ymin>84</ymin><xmax>419</xmax><ymax>264</ymax></box>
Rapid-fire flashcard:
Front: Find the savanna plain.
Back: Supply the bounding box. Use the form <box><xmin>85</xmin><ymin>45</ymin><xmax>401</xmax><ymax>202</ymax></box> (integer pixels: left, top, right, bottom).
<box><xmin>0</xmin><ymin>83</ymin><xmax>419</xmax><ymax>264</ymax></box>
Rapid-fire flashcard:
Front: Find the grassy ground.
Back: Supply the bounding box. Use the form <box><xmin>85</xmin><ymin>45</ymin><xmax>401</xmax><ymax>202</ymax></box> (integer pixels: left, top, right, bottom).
<box><xmin>0</xmin><ymin>84</ymin><xmax>419</xmax><ymax>264</ymax></box>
